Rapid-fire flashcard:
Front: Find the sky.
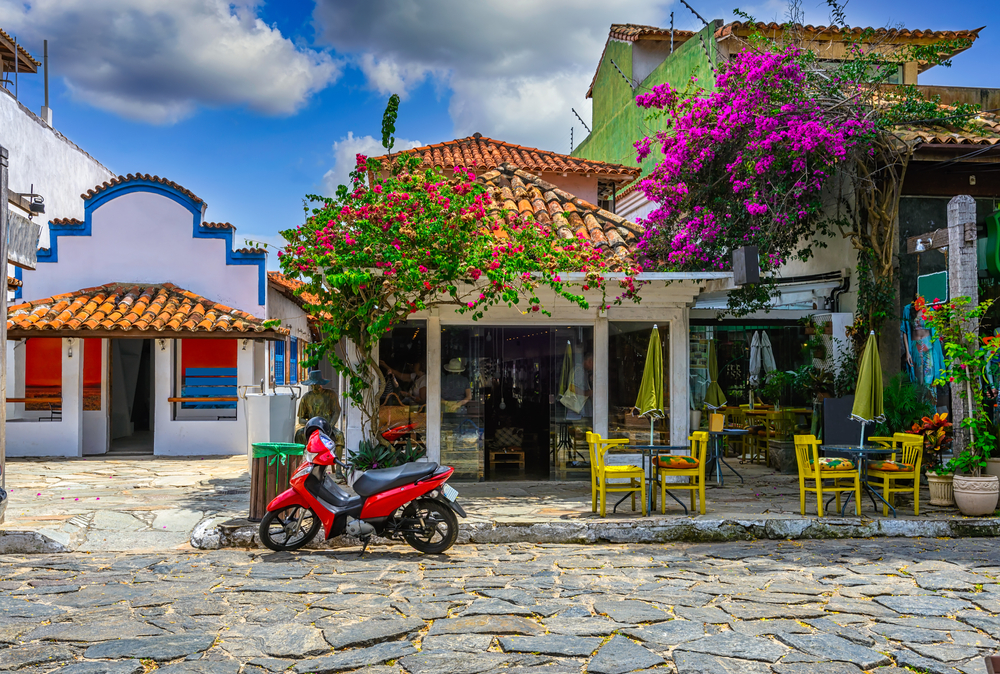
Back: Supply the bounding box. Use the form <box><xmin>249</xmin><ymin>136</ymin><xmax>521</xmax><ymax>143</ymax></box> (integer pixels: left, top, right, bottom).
<box><xmin>0</xmin><ymin>0</ymin><xmax>996</xmax><ymax>267</ymax></box>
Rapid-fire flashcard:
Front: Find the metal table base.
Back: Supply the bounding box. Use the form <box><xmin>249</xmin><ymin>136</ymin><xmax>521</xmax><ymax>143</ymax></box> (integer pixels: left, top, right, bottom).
<box><xmin>820</xmin><ymin>445</ymin><xmax>897</xmax><ymax>518</ymax></box>
<box><xmin>610</xmin><ymin>445</ymin><xmax>691</xmax><ymax>515</ymax></box>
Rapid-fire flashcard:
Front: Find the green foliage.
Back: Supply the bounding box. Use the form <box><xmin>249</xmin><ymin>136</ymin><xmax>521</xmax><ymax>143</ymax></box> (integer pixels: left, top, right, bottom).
<box><xmin>831</xmin><ymin>337</ymin><xmax>859</xmax><ymax>398</ymax></box>
<box><xmin>791</xmin><ymin>365</ymin><xmax>834</xmax><ymax>401</ymax></box>
<box><xmin>381</xmin><ymin>93</ymin><xmax>400</xmax><ymax>152</ymax></box>
<box><xmin>277</xmin><ymin>101</ymin><xmax>617</xmax><ymax>444</ymax></box>
<box><xmin>848</xmin><ymin>249</ymin><xmax>897</xmax><ymax>353</ymax></box>
<box><xmin>872</xmin><ymin>373</ymin><xmax>933</xmax><ymax>436</ymax></box>
<box><xmin>760</xmin><ymin>371</ymin><xmax>796</xmax><ymax>405</ymax></box>
<box><xmin>921</xmin><ymin>296</ymin><xmax>1000</xmax><ymax>476</ymax></box>
<box><xmin>348</xmin><ymin>438</ymin><xmax>427</xmax><ymax>477</ymax></box>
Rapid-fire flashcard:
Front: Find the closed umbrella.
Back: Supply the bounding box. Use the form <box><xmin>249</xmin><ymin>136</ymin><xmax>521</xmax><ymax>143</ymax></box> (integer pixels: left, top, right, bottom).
<box><xmin>851</xmin><ymin>331</ymin><xmax>885</xmax><ymax>445</ymax></box>
<box><xmin>558</xmin><ymin>340</ymin><xmax>586</xmax><ymax>415</ymax></box>
<box><xmin>748</xmin><ymin>332</ymin><xmax>763</xmax><ymax>388</ymax></box>
<box><xmin>704</xmin><ymin>339</ymin><xmax>727</xmax><ymax>410</ymax></box>
<box><xmin>760</xmin><ymin>332</ymin><xmax>776</xmax><ymax>377</ymax></box>
<box><xmin>635</xmin><ymin>325</ymin><xmax>665</xmax><ymax>443</ymax></box>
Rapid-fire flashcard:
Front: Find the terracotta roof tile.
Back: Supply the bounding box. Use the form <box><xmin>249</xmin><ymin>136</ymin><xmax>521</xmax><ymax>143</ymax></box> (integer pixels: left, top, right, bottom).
<box><xmin>203</xmin><ymin>222</ymin><xmax>235</xmax><ymax>230</ymax></box>
<box><xmin>898</xmin><ymin>109</ymin><xmax>1000</xmax><ymax>147</ymax></box>
<box><xmin>50</xmin><ymin>218</ymin><xmax>83</xmax><ymax>226</ymax></box>
<box><xmin>372</xmin><ymin>135</ymin><xmax>639</xmax><ymax>182</ymax></box>
<box><xmin>268</xmin><ymin>272</ymin><xmax>320</xmax><ymax>308</ymax></box>
<box><xmin>0</xmin><ymin>27</ymin><xmax>40</xmax><ymax>67</ymax></box>
<box><xmin>716</xmin><ymin>21</ymin><xmax>983</xmax><ymax>43</ymax></box>
<box><xmin>82</xmin><ymin>174</ymin><xmax>203</xmax><ymax>204</ymax></box>
<box><xmin>236</xmin><ymin>246</ymin><xmax>266</xmax><ymax>255</ymax></box>
<box><xmin>7</xmin><ymin>276</ymin><xmax>21</xmax><ymax>289</ymax></box>
<box><xmin>7</xmin><ymin>283</ymin><xmax>286</xmax><ymax>338</ymax></box>
<box><xmin>480</xmin><ymin>164</ymin><xmax>642</xmax><ymax>271</ymax></box>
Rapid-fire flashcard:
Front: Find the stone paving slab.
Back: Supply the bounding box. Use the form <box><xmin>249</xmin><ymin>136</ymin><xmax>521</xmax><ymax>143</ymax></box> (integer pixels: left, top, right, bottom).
<box><xmin>0</xmin><ymin>538</ymin><xmax>999</xmax><ymax>673</ymax></box>
<box><xmin>3</xmin><ymin>456</ymin><xmax>1000</xmax><ymax>554</ymax></box>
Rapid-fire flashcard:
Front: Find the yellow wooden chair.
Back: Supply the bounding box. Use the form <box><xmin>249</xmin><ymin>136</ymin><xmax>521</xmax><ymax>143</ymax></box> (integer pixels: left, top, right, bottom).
<box><xmin>652</xmin><ymin>431</ymin><xmax>709</xmax><ymax>515</ymax></box>
<box><xmin>794</xmin><ymin>434</ymin><xmax>862</xmax><ymax>516</ymax></box>
<box><xmin>587</xmin><ymin>432</ymin><xmax>645</xmax><ymax>517</ymax></box>
<box><xmin>866</xmin><ymin>432</ymin><xmax>924</xmax><ymax>516</ymax></box>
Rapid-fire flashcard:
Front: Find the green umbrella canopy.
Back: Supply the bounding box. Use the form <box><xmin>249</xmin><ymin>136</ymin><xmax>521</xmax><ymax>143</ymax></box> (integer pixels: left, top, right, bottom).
<box><xmin>559</xmin><ymin>341</ymin><xmax>573</xmax><ymax>396</ymax></box>
<box><xmin>704</xmin><ymin>339</ymin><xmax>727</xmax><ymax>410</ymax></box>
<box><xmin>635</xmin><ymin>326</ymin><xmax>664</xmax><ymax>418</ymax></box>
<box><xmin>851</xmin><ymin>331</ymin><xmax>885</xmax><ymax>424</ymax></box>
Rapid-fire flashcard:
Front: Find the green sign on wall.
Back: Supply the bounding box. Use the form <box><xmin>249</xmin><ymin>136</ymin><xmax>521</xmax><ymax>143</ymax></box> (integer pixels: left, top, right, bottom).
<box><xmin>917</xmin><ymin>271</ymin><xmax>948</xmax><ymax>304</ymax></box>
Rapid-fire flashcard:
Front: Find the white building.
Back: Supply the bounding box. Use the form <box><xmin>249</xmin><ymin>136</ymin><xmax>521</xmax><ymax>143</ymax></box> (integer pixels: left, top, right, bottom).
<box><xmin>5</xmin><ymin>174</ymin><xmax>312</xmax><ymax>457</ymax></box>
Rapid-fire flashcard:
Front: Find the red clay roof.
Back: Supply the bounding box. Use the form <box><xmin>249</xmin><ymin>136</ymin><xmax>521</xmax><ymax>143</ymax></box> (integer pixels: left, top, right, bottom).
<box><xmin>481</xmin><ymin>164</ymin><xmax>642</xmax><ymax>270</ymax></box>
<box><xmin>0</xmin><ymin>27</ymin><xmax>40</xmax><ymax>67</ymax></box>
<box><xmin>82</xmin><ymin>174</ymin><xmax>203</xmax><ymax>204</ymax></box>
<box><xmin>203</xmin><ymin>222</ymin><xmax>235</xmax><ymax>230</ymax></box>
<box><xmin>50</xmin><ymin>218</ymin><xmax>83</xmax><ymax>226</ymax></box>
<box><xmin>7</xmin><ymin>276</ymin><xmax>21</xmax><ymax>289</ymax></box>
<box><xmin>372</xmin><ymin>135</ymin><xmax>639</xmax><ymax>182</ymax></box>
<box><xmin>715</xmin><ymin>22</ymin><xmax>983</xmax><ymax>42</ymax></box>
<box><xmin>8</xmin><ymin>283</ymin><xmax>286</xmax><ymax>339</ymax></box>
<box><xmin>268</xmin><ymin>272</ymin><xmax>320</xmax><ymax>307</ymax></box>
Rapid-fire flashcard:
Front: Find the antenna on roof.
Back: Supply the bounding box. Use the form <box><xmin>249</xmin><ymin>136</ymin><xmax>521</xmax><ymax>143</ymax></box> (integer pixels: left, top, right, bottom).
<box><xmin>570</xmin><ymin>127</ymin><xmax>573</xmax><ymax>153</ymax></box>
<box><xmin>571</xmin><ymin>108</ymin><xmax>591</xmax><ymax>134</ymax></box>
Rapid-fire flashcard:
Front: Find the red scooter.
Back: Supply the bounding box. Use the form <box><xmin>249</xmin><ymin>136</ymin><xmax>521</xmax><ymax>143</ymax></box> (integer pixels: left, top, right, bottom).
<box><xmin>259</xmin><ymin>423</ymin><xmax>466</xmax><ymax>554</ymax></box>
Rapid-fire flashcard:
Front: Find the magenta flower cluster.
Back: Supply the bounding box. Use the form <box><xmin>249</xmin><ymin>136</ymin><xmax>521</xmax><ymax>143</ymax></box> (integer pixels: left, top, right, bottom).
<box><xmin>633</xmin><ymin>46</ymin><xmax>871</xmax><ymax>271</ymax></box>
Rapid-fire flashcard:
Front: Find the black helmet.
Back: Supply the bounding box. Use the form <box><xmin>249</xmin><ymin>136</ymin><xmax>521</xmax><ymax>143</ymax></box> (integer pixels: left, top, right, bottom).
<box><xmin>303</xmin><ymin>416</ymin><xmax>333</xmax><ymax>442</ymax></box>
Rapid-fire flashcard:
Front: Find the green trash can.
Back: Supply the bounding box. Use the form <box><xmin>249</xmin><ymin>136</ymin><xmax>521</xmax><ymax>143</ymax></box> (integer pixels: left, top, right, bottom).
<box><xmin>249</xmin><ymin>442</ymin><xmax>305</xmax><ymax>522</ymax></box>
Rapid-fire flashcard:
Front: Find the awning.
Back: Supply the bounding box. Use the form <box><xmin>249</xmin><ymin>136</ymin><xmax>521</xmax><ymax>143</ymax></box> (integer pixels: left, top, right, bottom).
<box><xmin>7</xmin><ymin>282</ymin><xmax>287</xmax><ymax>340</ymax></box>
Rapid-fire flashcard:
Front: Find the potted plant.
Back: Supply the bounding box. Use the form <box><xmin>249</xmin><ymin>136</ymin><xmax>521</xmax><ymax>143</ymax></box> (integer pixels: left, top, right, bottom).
<box><xmin>920</xmin><ymin>296</ymin><xmax>1000</xmax><ymax>516</ymax></box>
<box><xmin>926</xmin><ymin>462</ymin><xmax>956</xmax><ymax>507</ymax></box>
<box><xmin>911</xmin><ymin>412</ymin><xmax>953</xmax><ymax>471</ymax></box>
<box><xmin>760</xmin><ymin>370</ymin><xmax>795</xmax><ymax>408</ymax></box>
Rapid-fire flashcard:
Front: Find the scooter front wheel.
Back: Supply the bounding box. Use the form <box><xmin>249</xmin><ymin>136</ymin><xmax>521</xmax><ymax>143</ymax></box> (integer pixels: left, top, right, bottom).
<box><xmin>402</xmin><ymin>499</ymin><xmax>458</xmax><ymax>554</ymax></box>
<box><xmin>259</xmin><ymin>506</ymin><xmax>320</xmax><ymax>552</ymax></box>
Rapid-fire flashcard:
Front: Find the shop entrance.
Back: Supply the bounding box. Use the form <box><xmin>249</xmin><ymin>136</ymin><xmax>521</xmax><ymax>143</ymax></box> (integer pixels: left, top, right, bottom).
<box><xmin>109</xmin><ymin>339</ymin><xmax>154</xmax><ymax>455</ymax></box>
<box><xmin>440</xmin><ymin>326</ymin><xmax>594</xmax><ymax>482</ymax></box>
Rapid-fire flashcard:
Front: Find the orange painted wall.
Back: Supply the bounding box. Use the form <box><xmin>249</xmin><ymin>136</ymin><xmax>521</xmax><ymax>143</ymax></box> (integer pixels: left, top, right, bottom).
<box><xmin>182</xmin><ymin>339</ymin><xmax>237</xmax><ymax>369</ymax></box>
<box><xmin>25</xmin><ymin>338</ymin><xmax>62</xmax><ymax>386</ymax></box>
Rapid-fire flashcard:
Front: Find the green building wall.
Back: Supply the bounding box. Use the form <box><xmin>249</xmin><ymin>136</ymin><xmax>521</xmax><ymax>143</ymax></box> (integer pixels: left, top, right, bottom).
<box><xmin>573</xmin><ymin>22</ymin><xmax>719</xmax><ymax>178</ymax></box>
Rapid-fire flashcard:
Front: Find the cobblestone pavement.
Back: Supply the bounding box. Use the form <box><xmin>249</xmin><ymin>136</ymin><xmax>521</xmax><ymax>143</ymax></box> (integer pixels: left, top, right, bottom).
<box><xmin>2</xmin><ymin>457</ymin><xmax>978</xmax><ymax>553</ymax></box>
<box><xmin>2</xmin><ymin>538</ymin><xmax>999</xmax><ymax>673</ymax></box>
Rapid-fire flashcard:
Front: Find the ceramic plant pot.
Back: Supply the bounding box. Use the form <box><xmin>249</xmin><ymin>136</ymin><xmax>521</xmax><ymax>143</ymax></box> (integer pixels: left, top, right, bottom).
<box><xmin>952</xmin><ymin>475</ymin><xmax>999</xmax><ymax>516</ymax></box>
<box><xmin>926</xmin><ymin>472</ymin><xmax>955</xmax><ymax>507</ymax></box>
<box><xmin>985</xmin><ymin>458</ymin><xmax>1000</xmax><ymax>479</ymax></box>
<box><xmin>690</xmin><ymin>410</ymin><xmax>702</xmax><ymax>432</ymax></box>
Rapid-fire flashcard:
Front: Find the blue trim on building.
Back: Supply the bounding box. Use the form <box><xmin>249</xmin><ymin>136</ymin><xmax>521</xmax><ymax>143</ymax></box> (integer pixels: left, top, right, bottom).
<box><xmin>13</xmin><ymin>266</ymin><xmax>22</xmax><ymax>300</ymax></box>
<box><xmin>36</xmin><ymin>178</ymin><xmax>267</xmax><ymax>305</ymax></box>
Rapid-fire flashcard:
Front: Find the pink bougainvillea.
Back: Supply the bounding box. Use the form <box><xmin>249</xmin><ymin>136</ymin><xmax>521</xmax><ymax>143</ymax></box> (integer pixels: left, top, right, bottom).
<box><xmin>634</xmin><ymin>45</ymin><xmax>871</xmax><ymax>273</ymax></box>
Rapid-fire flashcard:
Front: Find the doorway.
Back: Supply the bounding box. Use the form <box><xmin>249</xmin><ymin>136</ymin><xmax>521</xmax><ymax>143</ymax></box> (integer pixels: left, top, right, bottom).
<box><xmin>109</xmin><ymin>339</ymin><xmax>154</xmax><ymax>455</ymax></box>
<box><xmin>439</xmin><ymin>326</ymin><xmax>594</xmax><ymax>481</ymax></box>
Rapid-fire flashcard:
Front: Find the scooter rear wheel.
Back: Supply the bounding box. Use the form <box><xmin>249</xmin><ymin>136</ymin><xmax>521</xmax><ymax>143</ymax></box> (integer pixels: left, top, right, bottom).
<box><xmin>259</xmin><ymin>506</ymin><xmax>320</xmax><ymax>552</ymax></box>
<box><xmin>402</xmin><ymin>499</ymin><xmax>458</xmax><ymax>554</ymax></box>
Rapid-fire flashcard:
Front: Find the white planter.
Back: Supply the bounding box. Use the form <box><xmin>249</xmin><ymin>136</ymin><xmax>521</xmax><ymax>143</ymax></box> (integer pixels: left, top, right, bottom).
<box><xmin>985</xmin><ymin>458</ymin><xmax>1000</xmax><ymax>479</ymax></box>
<box><xmin>690</xmin><ymin>410</ymin><xmax>702</xmax><ymax>431</ymax></box>
<box><xmin>953</xmin><ymin>475</ymin><xmax>999</xmax><ymax>517</ymax></box>
<box><xmin>926</xmin><ymin>472</ymin><xmax>955</xmax><ymax>507</ymax></box>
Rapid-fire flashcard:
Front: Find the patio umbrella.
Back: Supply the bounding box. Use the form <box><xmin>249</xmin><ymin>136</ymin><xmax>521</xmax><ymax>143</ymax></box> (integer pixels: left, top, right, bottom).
<box><xmin>704</xmin><ymin>339</ymin><xmax>727</xmax><ymax>410</ymax></box>
<box><xmin>760</xmin><ymin>332</ymin><xmax>776</xmax><ymax>378</ymax></box>
<box><xmin>851</xmin><ymin>331</ymin><xmax>885</xmax><ymax>445</ymax></box>
<box><xmin>558</xmin><ymin>341</ymin><xmax>586</xmax><ymax>414</ymax></box>
<box><xmin>635</xmin><ymin>325</ymin><xmax>665</xmax><ymax>443</ymax></box>
<box><xmin>748</xmin><ymin>332</ymin><xmax>763</xmax><ymax>389</ymax></box>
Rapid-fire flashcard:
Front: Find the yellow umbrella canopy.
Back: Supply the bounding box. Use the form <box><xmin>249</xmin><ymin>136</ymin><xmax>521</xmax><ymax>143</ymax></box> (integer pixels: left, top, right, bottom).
<box><xmin>635</xmin><ymin>326</ymin><xmax>664</xmax><ymax>418</ymax></box>
<box><xmin>851</xmin><ymin>331</ymin><xmax>885</xmax><ymax>424</ymax></box>
<box><xmin>704</xmin><ymin>339</ymin><xmax>727</xmax><ymax>410</ymax></box>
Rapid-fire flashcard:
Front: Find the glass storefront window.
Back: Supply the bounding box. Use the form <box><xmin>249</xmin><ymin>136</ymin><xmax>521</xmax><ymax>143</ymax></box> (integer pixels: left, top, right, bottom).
<box><xmin>377</xmin><ymin>321</ymin><xmax>427</xmax><ymax>459</ymax></box>
<box><xmin>440</xmin><ymin>326</ymin><xmax>484</xmax><ymax>480</ymax></box>
<box><xmin>608</xmin><ymin>323</ymin><xmax>669</xmax><ymax>444</ymax></box>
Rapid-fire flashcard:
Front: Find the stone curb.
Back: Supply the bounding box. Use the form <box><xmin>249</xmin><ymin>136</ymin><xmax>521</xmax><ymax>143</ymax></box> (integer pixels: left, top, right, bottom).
<box><xmin>0</xmin><ymin>529</ymin><xmax>69</xmax><ymax>554</ymax></box>
<box><xmin>191</xmin><ymin>516</ymin><xmax>1000</xmax><ymax>550</ymax></box>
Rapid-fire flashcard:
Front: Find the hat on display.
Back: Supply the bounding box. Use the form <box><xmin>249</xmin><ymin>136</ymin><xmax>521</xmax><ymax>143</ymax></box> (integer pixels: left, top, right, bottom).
<box><xmin>302</xmin><ymin>370</ymin><xmax>330</xmax><ymax>386</ymax></box>
<box><xmin>444</xmin><ymin>357</ymin><xmax>465</xmax><ymax>373</ymax></box>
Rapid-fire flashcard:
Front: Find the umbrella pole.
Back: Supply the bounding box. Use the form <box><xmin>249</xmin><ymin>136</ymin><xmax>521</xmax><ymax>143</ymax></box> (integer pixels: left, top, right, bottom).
<box><xmin>650</xmin><ymin>417</ymin><xmax>654</xmax><ymax>445</ymax></box>
<box><xmin>859</xmin><ymin>421</ymin><xmax>865</xmax><ymax>447</ymax></box>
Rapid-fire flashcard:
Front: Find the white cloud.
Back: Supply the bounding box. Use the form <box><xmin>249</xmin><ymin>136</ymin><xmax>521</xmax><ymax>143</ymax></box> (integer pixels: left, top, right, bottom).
<box><xmin>312</xmin><ymin>0</ymin><xmax>671</xmax><ymax>151</ymax></box>
<box><xmin>323</xmin><ymin>132</ymin><xmax>423</xmax><ymax>195</ymax></box>
<box><xmin>0</xmin><ymin>0</ymin><xmax>340</xmax><ymax>123</ymax></box>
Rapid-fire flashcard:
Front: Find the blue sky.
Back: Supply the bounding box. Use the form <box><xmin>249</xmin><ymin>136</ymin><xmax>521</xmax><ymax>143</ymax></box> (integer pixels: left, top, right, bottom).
<box><xmin>2</xmin><ymin>0</ymin><xmax>996</xmax><ymax>267</ymax></box>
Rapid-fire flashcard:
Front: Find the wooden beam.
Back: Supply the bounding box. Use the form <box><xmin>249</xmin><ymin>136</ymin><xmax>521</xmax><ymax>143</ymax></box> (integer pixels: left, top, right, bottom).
<box><xmin>906</xmin><ymin>228</ymin><xmax>950</xmax><ymax>255</ymax></box>
<box><xmin>7</xmin><ymin>191</ymin><xmax>33</xmax><ymax>212</ymax></box>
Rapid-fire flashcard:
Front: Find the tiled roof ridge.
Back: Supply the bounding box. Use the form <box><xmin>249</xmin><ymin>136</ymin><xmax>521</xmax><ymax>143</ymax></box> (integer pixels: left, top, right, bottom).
<box><xmin>716</xmin><ymin>21</ymin><xmax>984</xmax><ymax>41</ymax></box>
<box><xmin>371</xmin><ymin>135</ymin><xmax>640</xmax><ymax>178</ymax></box>
<box><xmin>268</xmin><ymin>271</ymin><xmax>320</xmax><ymax>309</ymax></box>
<box><xmin>82</xmin><ymin>174</ymin><xmax>203</xmax><ymax>204</ymax></box>
<box><xmin>50</xmin><ymin>218</ymin><xmax>83</xmax><ymax>226</ymax></box>
<box><xmin>481</xmin><ymin>164</ymin><xmax>643</xmax><ymax>270</ymax></box>
<box><xmin>236</xmin><ymin>246</ymin><xmax>266</xmax><ymax>255</ymax></box>
<box><xmin>202</xmin><ymin>221</ymin><xmax>235</xmax><ymax>230</ymax></box>
<box><xmin>7</xmin><ymin>275</ymin><xmax>21</xmax><ymax>288</ymax></box>
<box><xmin>0</xmin><ymin>28</ymin><xmax>41</xmax><ymax>66</ymax></box>
<box><xmin>8</xmin><ymin>282</ymin><xmax>285</xmax><ymax>336</ymax></box>
<box><xmin>608</xmin><ymin>24</ymin><xmax>697</xmax><ymax>42</ymax></box>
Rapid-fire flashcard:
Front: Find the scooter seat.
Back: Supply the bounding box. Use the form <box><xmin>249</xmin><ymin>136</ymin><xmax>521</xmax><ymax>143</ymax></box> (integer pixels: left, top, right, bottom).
<box><xmin>353</xmin><ymin>462</ymin><xmax>439</xmax><ymax>497</ymax></box>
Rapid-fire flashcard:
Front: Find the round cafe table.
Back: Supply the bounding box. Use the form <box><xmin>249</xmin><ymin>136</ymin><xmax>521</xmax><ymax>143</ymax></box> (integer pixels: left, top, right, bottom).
<box><xmin>707</xmin><ymin>428</ymin><xmax>749</xmax><ymax>487</ymax></box>
<box><xmin>819</xmin><ymin>444</ymin><xmax>898</xmax><ymax>518</ymax></box>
